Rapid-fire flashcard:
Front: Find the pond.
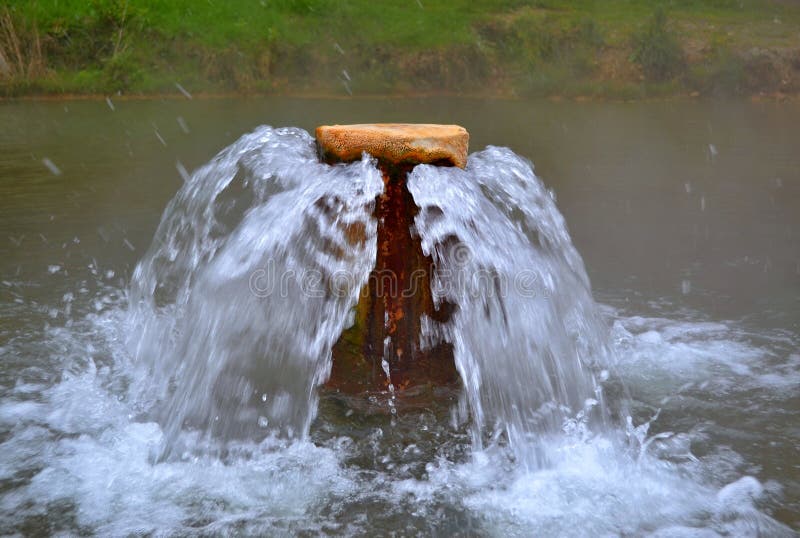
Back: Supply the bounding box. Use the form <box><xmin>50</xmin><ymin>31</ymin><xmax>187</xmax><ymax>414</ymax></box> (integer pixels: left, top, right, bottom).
<box><xmin>1</xmin><ymin>97</ymin><xmax>798</xmax><ymax>536</ymax></box>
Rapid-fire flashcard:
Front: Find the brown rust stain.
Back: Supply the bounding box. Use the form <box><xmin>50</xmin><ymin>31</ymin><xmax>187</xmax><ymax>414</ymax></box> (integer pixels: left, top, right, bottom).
<box><xmin>329</xmin><ymin>162</ymin><xmax>457</xmax><ymax>393</ymax></box>
<box><xmin>321</xmin><ymin>124</ymin><xmax>465</xmax><ymax>394</ymax></box>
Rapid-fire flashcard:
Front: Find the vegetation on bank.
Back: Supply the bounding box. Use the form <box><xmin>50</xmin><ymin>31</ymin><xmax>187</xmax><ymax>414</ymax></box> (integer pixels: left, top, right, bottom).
<box><xmin>1</xmin><ymin>0</ymin><xmax>799</xmax><ymax>99</ymax></box>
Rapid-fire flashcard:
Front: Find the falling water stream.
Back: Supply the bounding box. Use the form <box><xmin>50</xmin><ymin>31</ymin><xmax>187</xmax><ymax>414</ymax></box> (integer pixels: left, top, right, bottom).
<box><xmin>1</xmin><ymin>102</ymin><xmax>798</xmax><ymax>536</ymax></box>
<box><xmin>128</xmin><ymin>127</ymin><xmax>383</xmax><ymax>456</ymax></box>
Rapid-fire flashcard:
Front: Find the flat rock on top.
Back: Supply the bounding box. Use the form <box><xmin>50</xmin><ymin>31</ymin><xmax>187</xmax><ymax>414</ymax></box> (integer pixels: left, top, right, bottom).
<box><xmin>315</xmin><ymin>124</ymin><xmax>469</xmax><ymax>169</ymax></box>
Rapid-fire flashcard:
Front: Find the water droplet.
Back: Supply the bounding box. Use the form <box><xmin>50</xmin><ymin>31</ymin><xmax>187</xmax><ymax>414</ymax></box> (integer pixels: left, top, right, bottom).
<box><xmin>681</xmin><ymin>279</ymin><xmax>692</xmax><ymax>295</ymax></box>
<box><xmin>175</xmin><ymin>82</ymin><xmax>193</xmax><ymax>100</ymax></box>
<box><xmin>42</xmin><ymin>158</ymin><xmax>62</xmax><ymax>176</ymax></box>
<box><xmin>708</xmin><ymin>143</ymin><xmax>717</xmax><ymax>163</ymax></box>
<box><xmin>176</xmin><ymin>160</ymin><xmax>190</xmax><ymax>183</ymax></box>
<box><xmin>177</xmin><ymin>116</ymin><xmax>190</xmax><ymax>134</ymax></box>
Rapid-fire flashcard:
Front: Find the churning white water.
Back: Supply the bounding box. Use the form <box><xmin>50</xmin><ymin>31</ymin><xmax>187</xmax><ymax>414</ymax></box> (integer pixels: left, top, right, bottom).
<box><xmin>0</xmin><ymin>126</ymin><xmax>796</xmax><ymax>536</ymax></box>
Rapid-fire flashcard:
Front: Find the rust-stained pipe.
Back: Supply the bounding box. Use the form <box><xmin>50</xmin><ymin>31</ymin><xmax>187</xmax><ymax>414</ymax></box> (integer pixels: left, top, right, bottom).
<box><xmin>316</xmin><ymin>124</ymin><xmax>468</xmax><ymax>393</ymax></box>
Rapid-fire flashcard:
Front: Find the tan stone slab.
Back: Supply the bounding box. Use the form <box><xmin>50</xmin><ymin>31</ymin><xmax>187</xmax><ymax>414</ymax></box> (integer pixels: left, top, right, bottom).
<box><xmin>316</xmin><ymin>123</ymin><xmax>469</xmax><ymax>169</ymax></box>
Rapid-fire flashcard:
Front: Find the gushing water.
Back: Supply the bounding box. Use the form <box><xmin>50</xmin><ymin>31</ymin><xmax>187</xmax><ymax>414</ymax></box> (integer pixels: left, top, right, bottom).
<box><xmin>127</xmin><ymin>128</ymin><xmax>611</xmax><ymax>459</ymax></box>
<box><xmin>1</xmin><ymin>125</ymin><xmax>796</xmax><ymax>536</ymax></box>
<box><xmin>410</xmin><ymin>148</ymin><xmax>611</xmax><ymax>456</ymax></box>
<box><xmin>127</xmin><ymin>127</ymin><xmax>382</xmax><ymax>455</ymax></box>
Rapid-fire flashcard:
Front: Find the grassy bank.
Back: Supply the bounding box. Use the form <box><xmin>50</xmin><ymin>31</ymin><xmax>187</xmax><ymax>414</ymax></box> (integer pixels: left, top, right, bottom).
<box><xmin>1</xmin><ymin>0</ymin><xmax>800</xmax><ymax>99</ymax></box>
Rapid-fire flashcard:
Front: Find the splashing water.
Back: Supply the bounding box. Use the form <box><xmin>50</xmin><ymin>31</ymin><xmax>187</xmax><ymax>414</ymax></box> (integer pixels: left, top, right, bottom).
<box><xmin>1</xmin><ymin>126</ymin><xmax>796</xmax><ymax>536</ymax></box>
<box><xmin>127</xmin><ymin>129</ymin><xmax>612</xmax><ymax>460</ymax></box>
<box><xmin>127</xmin><ymin>126</ymin><xmax>382</xmax><ymax>456</ymax></box>
<box><xmin>409</xmin><ymin>147</ymin><xmax>612</xmax><ymax>456</ymax></box>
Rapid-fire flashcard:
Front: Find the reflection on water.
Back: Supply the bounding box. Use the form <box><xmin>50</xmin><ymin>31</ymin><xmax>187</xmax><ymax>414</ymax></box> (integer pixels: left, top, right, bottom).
<box><xmin>0</xmin><ymin>98</ymin><xmax>798</xmax><ymax>535</ymax></box>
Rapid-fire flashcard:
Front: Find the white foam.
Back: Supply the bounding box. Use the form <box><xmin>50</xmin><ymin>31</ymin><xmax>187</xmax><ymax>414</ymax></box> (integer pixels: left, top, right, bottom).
<box><xmin>609</xmin><ymin>314</ymin><xmax>799</xmax><ymax>398</ymax></box>
<box><xmin>1</xmin><ymin>362</ymin><xmax>352</xmax><ymax>535</ymax></box>
<box><xmin>405</xmin><ymin>435</ymin><xmax>795</xmax><ymax>537</ymax></box>
<box><xmin>3</xmin><ymin>270</ymin><xmax>795</xmax><ymax>536</ymax></box>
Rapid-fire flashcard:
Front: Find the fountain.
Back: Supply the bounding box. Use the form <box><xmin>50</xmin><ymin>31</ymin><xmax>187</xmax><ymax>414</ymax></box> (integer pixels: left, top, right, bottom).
<box><xmin>3</xmin><ymin>109</ymin><xmax>796</xmax><ymax>536</ymax></box>
<box><xmin>127</xmin><ymin>123</ymin><xmax>610</xmax><ymax>454</ymax></box>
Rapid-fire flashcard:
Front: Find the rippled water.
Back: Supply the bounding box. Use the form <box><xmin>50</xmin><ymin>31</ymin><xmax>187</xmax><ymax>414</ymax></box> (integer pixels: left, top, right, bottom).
<box><xmin>0</xmin><ymin>98</ymin><xmax>798</xmax><ymax>536</ymax></box>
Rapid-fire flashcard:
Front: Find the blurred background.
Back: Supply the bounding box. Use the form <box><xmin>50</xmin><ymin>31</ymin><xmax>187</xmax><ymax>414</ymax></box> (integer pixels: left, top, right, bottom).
<box><xmin>1</xmin><ymin>0</ymin><xmax>800</xmax><ymax>99</ymax></box>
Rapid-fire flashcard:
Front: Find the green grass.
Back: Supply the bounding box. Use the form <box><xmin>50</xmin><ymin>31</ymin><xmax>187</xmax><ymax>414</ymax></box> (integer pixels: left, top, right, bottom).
<box><xmin>2</xmin><ymin>0</ymin><xmax>800</xmax><ymax>98</ymax></box>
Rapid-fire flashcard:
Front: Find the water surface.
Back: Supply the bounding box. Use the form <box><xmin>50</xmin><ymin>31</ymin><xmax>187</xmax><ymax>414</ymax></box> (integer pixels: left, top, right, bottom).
<box><xmin>0</xmin><ymin>97</ymin><xmax>798</xmax><ymax>536</ymax></box>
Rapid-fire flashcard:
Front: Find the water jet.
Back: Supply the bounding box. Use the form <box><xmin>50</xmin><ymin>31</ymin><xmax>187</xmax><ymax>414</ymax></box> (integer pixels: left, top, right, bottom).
<box><xmin>128</xmin><ymin>124</ymin><xmax>608</xmax><ymax>450</ymax></box>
